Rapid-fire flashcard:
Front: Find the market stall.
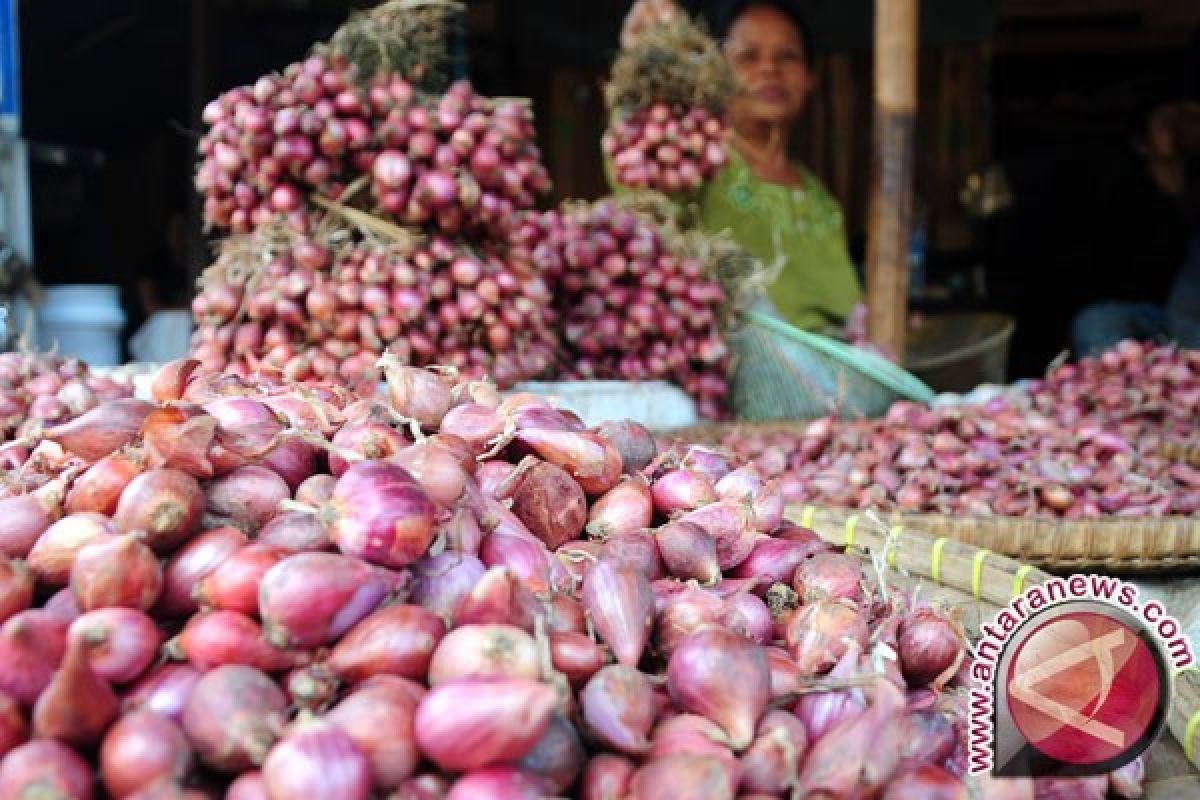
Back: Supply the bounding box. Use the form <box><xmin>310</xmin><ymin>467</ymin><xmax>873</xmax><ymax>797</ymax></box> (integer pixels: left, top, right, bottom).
<box><xmin>0</xmin><ymin>1</ymin><xmax>1197</xmax><ymax>798</ymax></box>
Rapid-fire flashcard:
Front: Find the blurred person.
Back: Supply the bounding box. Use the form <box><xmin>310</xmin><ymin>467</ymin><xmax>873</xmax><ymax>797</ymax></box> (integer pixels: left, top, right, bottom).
<box><xmin>618</xmin><ymin>0</ymin><xmax>864</xmax><ymax>336</ymax></box>
<box><xmin>134</xmin><ymin>212</ymin><xmax>191</xmax><ymax>322</ymax></box>
<box><xmin>127</xmin><ymin>211</ymin><xmax>194</xmax><ymax>363</ymax></box>
<box><xmin>1071</xmin><ymin>102</ymin><xmax>1200</xmax><ymax>357</ymax></box>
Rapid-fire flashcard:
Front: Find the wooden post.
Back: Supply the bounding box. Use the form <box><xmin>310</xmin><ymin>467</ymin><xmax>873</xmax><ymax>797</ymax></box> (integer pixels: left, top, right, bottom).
<box><xmin>865</xmin><ymin>0</ymin><xmax>918</xmax><ymax>360</ymax></box>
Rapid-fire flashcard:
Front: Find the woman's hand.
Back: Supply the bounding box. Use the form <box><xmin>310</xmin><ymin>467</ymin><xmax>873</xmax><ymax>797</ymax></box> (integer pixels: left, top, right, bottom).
<box><xmin>620</xmin><ymin>0</ymin><xmax>677</xmax><ymax>50</ymax></box>
<box><xmin>840</xmin><ymin>303</ymin><xmax>923</xmax><ymax>363</ymax></box>
<box><xmin>843</xmin><ymin>303</ymin><xmax>869</xmax><ymax>343</ymax></box>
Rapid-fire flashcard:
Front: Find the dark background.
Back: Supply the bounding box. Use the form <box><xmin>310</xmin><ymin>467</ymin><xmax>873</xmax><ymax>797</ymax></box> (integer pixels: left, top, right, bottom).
<box><xmin>17</xmin><ymin>0</ymin><xmax>1200</xmax><ymax>377</ymax></box>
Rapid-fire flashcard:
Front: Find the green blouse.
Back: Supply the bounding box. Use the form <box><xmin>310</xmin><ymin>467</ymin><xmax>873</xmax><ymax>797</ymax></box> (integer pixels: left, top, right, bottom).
<box><xmin>696</xmin><ymin>153</ymin><xmax>863</xmax><ymax>333</ymax></box>
<box><xmin>609</xmin><ymin>150</ymin><xmax>863</xmax><ymax>333</ymax></box>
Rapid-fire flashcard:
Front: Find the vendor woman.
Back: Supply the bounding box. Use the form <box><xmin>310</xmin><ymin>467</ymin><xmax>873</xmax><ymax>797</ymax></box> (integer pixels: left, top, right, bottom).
<box><xmin>618</xmin><ymin>0</ymin><xmax>864</xmax><ymax>335</ymax></box>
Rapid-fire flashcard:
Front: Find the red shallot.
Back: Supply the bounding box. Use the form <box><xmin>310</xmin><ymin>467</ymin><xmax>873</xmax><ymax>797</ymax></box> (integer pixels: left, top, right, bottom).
<box><xmin>181</xmin><ymin>664</ymin><xmax>288</xmax><ymax>773</ymax></box>
<box><xmin>100</xmin><ymin>710</ymin><xmax>193</xmax><ymax>799</ymax></box>
<box><xmin>258</xmin><ymin>551</ymin><xmax>399</xmax><ymax>649</ymax></box>
<box><xmin>414</xmin><ymin>676</ymin><xmax>557</xmax><ymax>772</ymax></box>
<box><xmin>667</xmin><ymin>627</ymin><xmax>769</xmax><ymax>750</ymax></box>
<box><xmin>262</xmin><ymin>716</ymin><xmax>372</xmax><ymax>800</ymax></box>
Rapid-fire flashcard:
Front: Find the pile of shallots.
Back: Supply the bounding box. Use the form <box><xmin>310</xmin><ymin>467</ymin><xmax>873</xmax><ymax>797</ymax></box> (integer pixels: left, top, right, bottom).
<box><xmin>189</xmin><ymin>216</ymin><xmax>559</xmax><ymax>388</ymax></box>
<box><xmin>0</xmin><ymin>353</ymin><xmax>133</xmax><ymax>446</ymax></box>
<box><xmin>602</xmin><ymin>103</ymin><xmax>728</xmax><ymax>193</ymax></box>
<box><xmin>190</xmin><ymin>1</ymin><xmax>556</xmax><ymax>390</ymax></box>
<box><xmin>512</xmin><ymin>199</ymin><xmax>732</xmax><ymax>419</ymax></box>
<box><xmin>603</xmin><ymin>7</ymin><xmax>733</xmax><ymax>196</ymax></box>
<box><xmin>365</xmin><ymin>80</ymin><xmax>550</xmax><ymax>239</ymax></box>
<box><xmin>722</xmin><ymin>341</ymin><xmax>1200</xmax><ymax>519</ymax></box>
<box><xmin>192</xmin><ymin>2</ymin><xmax>749</xmax><ymax>412</ymax></box>
<box><xmin>0</xmin><ymin>357</ymin><xmax>1144</xmax><ymax>799</ymax></box>
<box><xmin>195</xmin><ymin>53</ymin><xmax>373</xmax><ymax>234</ymax></box>
<box><xmin>196</xmin><ymin>60</ymin><xmax>548</xmax><ymax>237</ymax></box>
<box><xmin>1023</xmin><ymin>340</ymin><xmax>1198</xmax><ymax>449</ymax></box>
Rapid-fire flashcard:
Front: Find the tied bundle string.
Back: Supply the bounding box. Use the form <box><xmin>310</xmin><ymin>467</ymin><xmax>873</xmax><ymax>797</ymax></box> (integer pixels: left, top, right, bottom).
<box><xmin>930</xmin><ymin>537</ymin><xmax>948</xmax><ymax>585</ymax></box>
<box><xmin>605</xmin><ymin>8</ymin><xmax>733</xmax><ymax>114</ymax></box>
<box><xmin>885</xmin><ymin>526</ymin><xmax>904</xmax><ymax>569</ymax></box>
<box><xmin>971</xmin><ymin>549</ymin><xmax>992</xmax><ymax>599</ymax></box>
<box><xmin>1011</xmin><ymin>564</ymin><xmax>1035</xmax><ymax>598</ymax></box>
<box><xmin>843</xmin><ymin>513</ymin><xmax>859</xmax><ymax>549</ymax></box>
<box><xmin>807</xmin><ymin>505</ymin><xmax>1042</xmax><ymax>605</ymax></box>
<box><xmin>327</xmin><ymin>0</ymin><xmax>465</xmax><ymax>93</ymax></box>
<box><xmin>800</xmin><ymin>505</ymin><xmax>817</xmax><ymax>530</ymax></box>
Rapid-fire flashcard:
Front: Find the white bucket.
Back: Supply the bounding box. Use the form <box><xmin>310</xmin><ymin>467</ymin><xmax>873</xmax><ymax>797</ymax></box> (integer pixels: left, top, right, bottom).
<box><xmin>37</xmin><ymin>285</ymin><xmax>127</xmax><ymax>367</ymax></box>
<box><xmin>513</xmin><ymin>380</ymin><xmax>699</xmax><ymax>430</ymax></box>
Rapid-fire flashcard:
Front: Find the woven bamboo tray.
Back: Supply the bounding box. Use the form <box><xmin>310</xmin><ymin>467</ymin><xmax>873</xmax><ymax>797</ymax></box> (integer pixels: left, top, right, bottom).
<box><xmin>803</xmin><ymin>506</ymin><xmax>1200</xmax><ymax>780</ymax></box>
<box><xmin>660</xmin><ymin>423</ymin><xmax>1200</xmax><ymax>573</ymax></box>
<box><xmin>790</xmin><ymin>504</ymin><xmax>1200</xmax><ymax>574</ymax></box>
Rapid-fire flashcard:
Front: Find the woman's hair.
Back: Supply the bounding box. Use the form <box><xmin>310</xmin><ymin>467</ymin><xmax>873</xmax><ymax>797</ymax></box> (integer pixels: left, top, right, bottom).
<box><xmin>1180</xmin><ymin>116</ymin><xmax>1200</xmax><ymax>229</ymax></box>
<box><xmin>711</xmin><ymin>0</ymin><xmax>815</xmax><ymax>61</ymax></box>
<box><xmin>1163</xmin><ymin>102</ymin><xmax>1200</xmax><ymax>228</ymax></box>
<box><xmin>1184</xmin><ymin>156</ymin><xmax>1200</xmax><ymax>229</ymax></box>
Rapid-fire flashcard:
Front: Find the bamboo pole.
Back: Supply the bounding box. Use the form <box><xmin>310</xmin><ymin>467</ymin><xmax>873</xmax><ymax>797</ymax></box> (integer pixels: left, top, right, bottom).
<box><xmin>865</xmin><ymin>0</ymin><xmax>918</xmax><ymax>359</ymax></box>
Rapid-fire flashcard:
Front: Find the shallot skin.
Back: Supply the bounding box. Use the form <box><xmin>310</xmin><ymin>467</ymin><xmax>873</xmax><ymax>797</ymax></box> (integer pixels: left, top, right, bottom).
<box><xmin>0</xmin><ymin>738</ymin><xmax>95</xmax><ymax>800</ymax></box>
<box><xmin>583</xmin><ymin>560</ymin><xmax>655</xmax><ymax>668</ymax></box>
<box><xmin>324</xmin><ymin>461</ymin><xmax>438</xmax><ymax>569</ymax></box>
<box><xmin>257</xmin><ymin>552</ymin><xmax>397</xmax><ymax>649</ymax></box>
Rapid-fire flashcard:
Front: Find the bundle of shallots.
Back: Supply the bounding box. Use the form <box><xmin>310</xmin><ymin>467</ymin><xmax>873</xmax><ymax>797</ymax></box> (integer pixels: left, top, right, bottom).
<box><xmin>365</xmin><ymin>81</ymin><xmax>550</xmax><ymax>239</ymax></box>
<box><xmin>603</xmin><ymin>9</ymin><xmax>732</xmax><ymax>194</ymax></box>
<box><xmin>194</xmin><ymin>51</ymin><xmax>373</xmax><ymax>234</ymax></box>
<box><xmin>192</xmin><ymin>0</ymin><xmax>556</xmax><ymax>390</ymax></box>
<box><xmin>189</xmin><ymin>214</ymin><xmax>558</xmax><ymax>389</ymax></box>
<box><xmin>196</xmin><ymin>63</ymin><xmax>549</xmax><ymax>240</ymax></box>
<box><xmin>512</xmin><ymin>198</ymin><xmax>732</xmax><ymax>418</ymax></box>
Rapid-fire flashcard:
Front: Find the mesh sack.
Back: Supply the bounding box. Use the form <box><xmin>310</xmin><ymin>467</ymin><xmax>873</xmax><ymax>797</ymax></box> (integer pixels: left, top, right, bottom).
<box><xmin>729</xmin><ymin>310</ymin><xmax>935</xmax><ymax>421</ymax></box>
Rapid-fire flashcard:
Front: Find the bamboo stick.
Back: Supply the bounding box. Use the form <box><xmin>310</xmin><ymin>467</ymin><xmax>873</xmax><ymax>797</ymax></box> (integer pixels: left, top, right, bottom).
<box><xmin>785</xmin><ymin>503</ymin><xmax>1200</xmax><ymax>574</ymax></box>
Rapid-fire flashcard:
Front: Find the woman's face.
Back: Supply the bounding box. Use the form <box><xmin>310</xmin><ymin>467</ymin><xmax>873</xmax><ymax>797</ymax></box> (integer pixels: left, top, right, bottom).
<box><xmin>723</xmin><ymin>5</ymin><xmax>814</xmax><ymax>130</ymax></box>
